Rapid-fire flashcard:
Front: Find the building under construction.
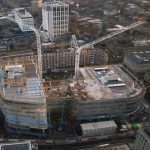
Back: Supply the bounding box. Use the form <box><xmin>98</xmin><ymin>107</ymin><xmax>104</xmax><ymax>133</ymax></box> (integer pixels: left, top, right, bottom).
<box><xmin>43</xmin><ymin>64</ymin><xmax>146</xmax><ymax>124</ymax></box>
<box><xmin>0</xmin><ymin>4</ymin><xmax>147</xmax><ymax>135</ymax></box>
<box><xmin>66</xmin><ymin>65</ymin><xmax>145</xmax><ymax>120</ymax></box>
<box><xmin>0</xmin><ymin>60</ymin><xmax>48</xmax><ymax>135</ymax></box>
<box><xmin>0</xmin><ymin>62</ymin><xmax>146</xmax><ymax>133</ymax></box>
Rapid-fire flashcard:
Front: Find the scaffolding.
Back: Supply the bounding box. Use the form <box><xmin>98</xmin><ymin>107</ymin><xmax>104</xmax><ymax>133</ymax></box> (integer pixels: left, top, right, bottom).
<box><xmin>0</xmin><ymin>61</ymin><xmax>48</xmax><ymax>133</ymax></box>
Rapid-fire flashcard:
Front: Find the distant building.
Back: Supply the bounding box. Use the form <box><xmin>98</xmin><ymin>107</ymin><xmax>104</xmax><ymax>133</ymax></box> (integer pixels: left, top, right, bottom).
<box><xmin>42</xmin><ymin>1</ymin><xmax>69</xmax><ymax>41</ymax></box>
<box><xmin>31</xmin><ymin>0</ymin><xmax>42</xmax><ymax>14</ymax></box>
<box><xmin>103</xmin><ymin>8</ymin><xmax>120</xmax><ymax>16</ymax></box>
<box><xmin>0</xmin><ymin>141</ymin><xmax>33</xmax><ymax>150</ymax></box>
<box><xmin>14</xmin><ymin>8</ymin><xmax>34</xmax><ymax>32</ymax></box>
<box><xmin>133</xmin><ymin>40</ymin><xmax>150</xmax><ymax>47</ymax></box>
<box><xmin>133</xmin><ymin>125</ymin><xmax>150</xmax><ymax>150</ymax></box>
<box><xmin>103</xmin><ymin>1</ymin><xmax>120</xmax><ymax>16</ymax></box>
<box><xmin>124</xmin><ymin>51</ymin><xmax>150</xmax><ymax>73</ymax></box>
<box><xmin>72</xmin><ymin>17</ymin><xmax>103</xmax><ymax>35</ymax></box>
<box><xmin>123</xmin><ymin>4</ymin><xmax>145</xmax><ymax>16</ymax></box>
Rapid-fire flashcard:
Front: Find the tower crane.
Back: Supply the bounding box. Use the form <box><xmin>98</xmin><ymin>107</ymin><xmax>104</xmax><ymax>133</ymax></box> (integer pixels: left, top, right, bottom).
<box><xmin>0</xmin><ymin>15</ymin><xmax>43</xmax><ymax>79</ymax></box>
<box><xmin>72</xmin><ymin>21</ymin><xmax>145</xmax><ymax>80</ymax></box>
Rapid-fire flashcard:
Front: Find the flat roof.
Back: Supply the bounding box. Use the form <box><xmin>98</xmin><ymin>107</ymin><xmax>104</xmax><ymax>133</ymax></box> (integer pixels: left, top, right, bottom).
<box><xmin>81</xmin><ymin>120</ymin><xmax>117</xmax><ymax>131</ymax></box>
<box><xmin>70</xmin><ymin>65</ymin><xmax>143</xmax><ymax>101</ymax></box>
<box><xmin>15</xmin><ymin>8</ymin><xmax>33</xmax><ymax>19</ymax></box>
<box><xmin>0</xmin><ymin>63</ymin><xmax>46</xmax><ymax>104</ymax></box>
<box><xmin>43</xmin><ymin>1</ymin><xmax>68</xmax><ymax>8</ymax></box>
<box><xmin>126</xmin><ymin>51</ymin><xmax>150</xmax><ymax>65</ymax></box>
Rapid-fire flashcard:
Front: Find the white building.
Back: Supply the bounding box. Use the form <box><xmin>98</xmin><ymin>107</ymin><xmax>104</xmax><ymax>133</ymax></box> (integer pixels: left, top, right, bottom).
<box><xmin>80</xmin><ymin>120</ymin><xmax>117</xmax><ymax>137</ymax></box>
<box><xmin>42</xmin><ymin>1</ymin><xmax>69</xmax><ymax>41</ymax></box>
<box><xmin>14</xmin><ymin>8</ymin><xmax>34</xmax><ymax>32</ymax></box>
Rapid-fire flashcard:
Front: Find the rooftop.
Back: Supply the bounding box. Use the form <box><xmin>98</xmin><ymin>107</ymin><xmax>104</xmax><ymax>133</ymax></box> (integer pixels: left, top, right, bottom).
<box><xmin>76</xmin><ymin>17</ymin><xmax>102</xmax><ymax>23</ymax></box>
<box><xmin>70</xmin><ymin>65</ymin><xmax>143</xmax><ymax>101</ymax></box>
<box><xmin>0</xmin><ymin>62</ymin><xmax>46</xmax><ymax>104</ymax></box>
<box><xmin>43</xmin><ymin>1</ymin><xmax>68</xmax><ymax>8</ymax></box>
<box><xmin>81</xmin><ymin>120</ymin><xmax>117</xmax><ymax>131</ymax></box>
<box><xmin>14</xmin><ymin>8</ymin><xmax>33</xmax><ymax>19</ymax></box>
<box><xmin>126</xmin><ymin>51</ymin><xmax>150</xmax><ymax>65</ymax></box>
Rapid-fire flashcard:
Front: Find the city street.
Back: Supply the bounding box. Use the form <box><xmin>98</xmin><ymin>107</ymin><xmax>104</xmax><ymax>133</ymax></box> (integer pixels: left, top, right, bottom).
<box><xmin>38</xmin><ymin>135</ymin><xmax>134</xmax><ymax>150</ymax></box>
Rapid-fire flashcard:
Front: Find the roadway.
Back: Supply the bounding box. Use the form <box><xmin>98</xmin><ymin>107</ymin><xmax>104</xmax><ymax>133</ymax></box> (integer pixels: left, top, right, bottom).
<box><xmin>38</xmin><ymin>135</ymin><xmax>135</xmax><ymax>150</ymax></box>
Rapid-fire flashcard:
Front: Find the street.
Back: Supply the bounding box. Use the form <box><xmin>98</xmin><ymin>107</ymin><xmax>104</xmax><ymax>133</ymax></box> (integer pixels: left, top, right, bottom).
<box><xmin>38</xmin><ymin>135</ymin><xmax>135</xmax><ymax>150</ymax></box>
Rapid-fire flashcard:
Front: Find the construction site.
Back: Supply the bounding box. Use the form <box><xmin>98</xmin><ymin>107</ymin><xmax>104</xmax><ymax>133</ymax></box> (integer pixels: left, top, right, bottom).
<box><xmin>67</xmin><ymin>65</ymin><xmax>145</xmax><ymax>120</ymax></box>
<box><xmin>0</xmin><ymin>0</ymin><xmax>149</xmax><ymax>136</ymax></box>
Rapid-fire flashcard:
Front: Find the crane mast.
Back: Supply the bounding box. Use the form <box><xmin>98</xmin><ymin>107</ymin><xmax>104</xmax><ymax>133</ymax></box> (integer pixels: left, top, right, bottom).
<box><xmin>3</xmin><ymin>15</ymin><xmax>43</xmax><ymax>79</ymax></box>
<box><xmin>1</xmin><ymin>14</ymin><xmax>145</xmax><ymax>81</ymax></box>
<box><xmin>74</xmin><ymin>21</ymin><xmax>145</xmax><ymax>80</ymax></box>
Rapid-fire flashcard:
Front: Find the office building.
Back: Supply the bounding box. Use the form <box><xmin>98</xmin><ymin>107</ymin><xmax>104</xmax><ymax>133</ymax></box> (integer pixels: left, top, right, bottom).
<box><xmin>42</xmin><ymin>1</ymin><xmax>69</xmax><ymax>41</ymax></box>
<box><xmin>124</xmin><ymin>51</ymin><xmax>150</xmax><ymax>73</ymax></box>
<box><xmin>14</xmin><ymin>8</ymin><xmax>34</xmax><ymax>32</ymax></box>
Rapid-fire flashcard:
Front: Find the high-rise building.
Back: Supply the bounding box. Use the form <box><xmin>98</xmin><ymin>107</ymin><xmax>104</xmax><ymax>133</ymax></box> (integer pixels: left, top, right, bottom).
<box><xmin>14</xmin><ymin>8</ymin><xmax>34</xmax><ymax>32</ymax></box>
<box><xmin>42</xmin><ymin>1</ymin><xmax>69</xmax><ymax>41</ymax></box>
<box><xmin>133</xmin><ymin>125</ymin><xmax>150</xmax><ymax>150</ymax></box>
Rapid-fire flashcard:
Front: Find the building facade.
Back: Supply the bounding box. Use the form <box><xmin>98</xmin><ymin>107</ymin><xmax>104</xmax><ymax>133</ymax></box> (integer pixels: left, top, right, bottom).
<box><xmin>43</xmin><ymin>48</ymin><xmax>108</xmax><ymax>72</ymax></box>
<box><xmin>14</xmin><ymin>8</ymin><xmax>34</xmax><ymax>32</ymax></box>
<box><xmin>0</xmin><ymin>48</ymin><xmax>108</xmax><ymax>73</ymax></box>
<box><xmin>124</xmin><ymin>51</ymin><xmax>150</xmax><ymax>73</ymax></box>
<box><xmin>42</xmin><ymin>1</ymin><xmax>69</xmax><ymax>41</ymax></box>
